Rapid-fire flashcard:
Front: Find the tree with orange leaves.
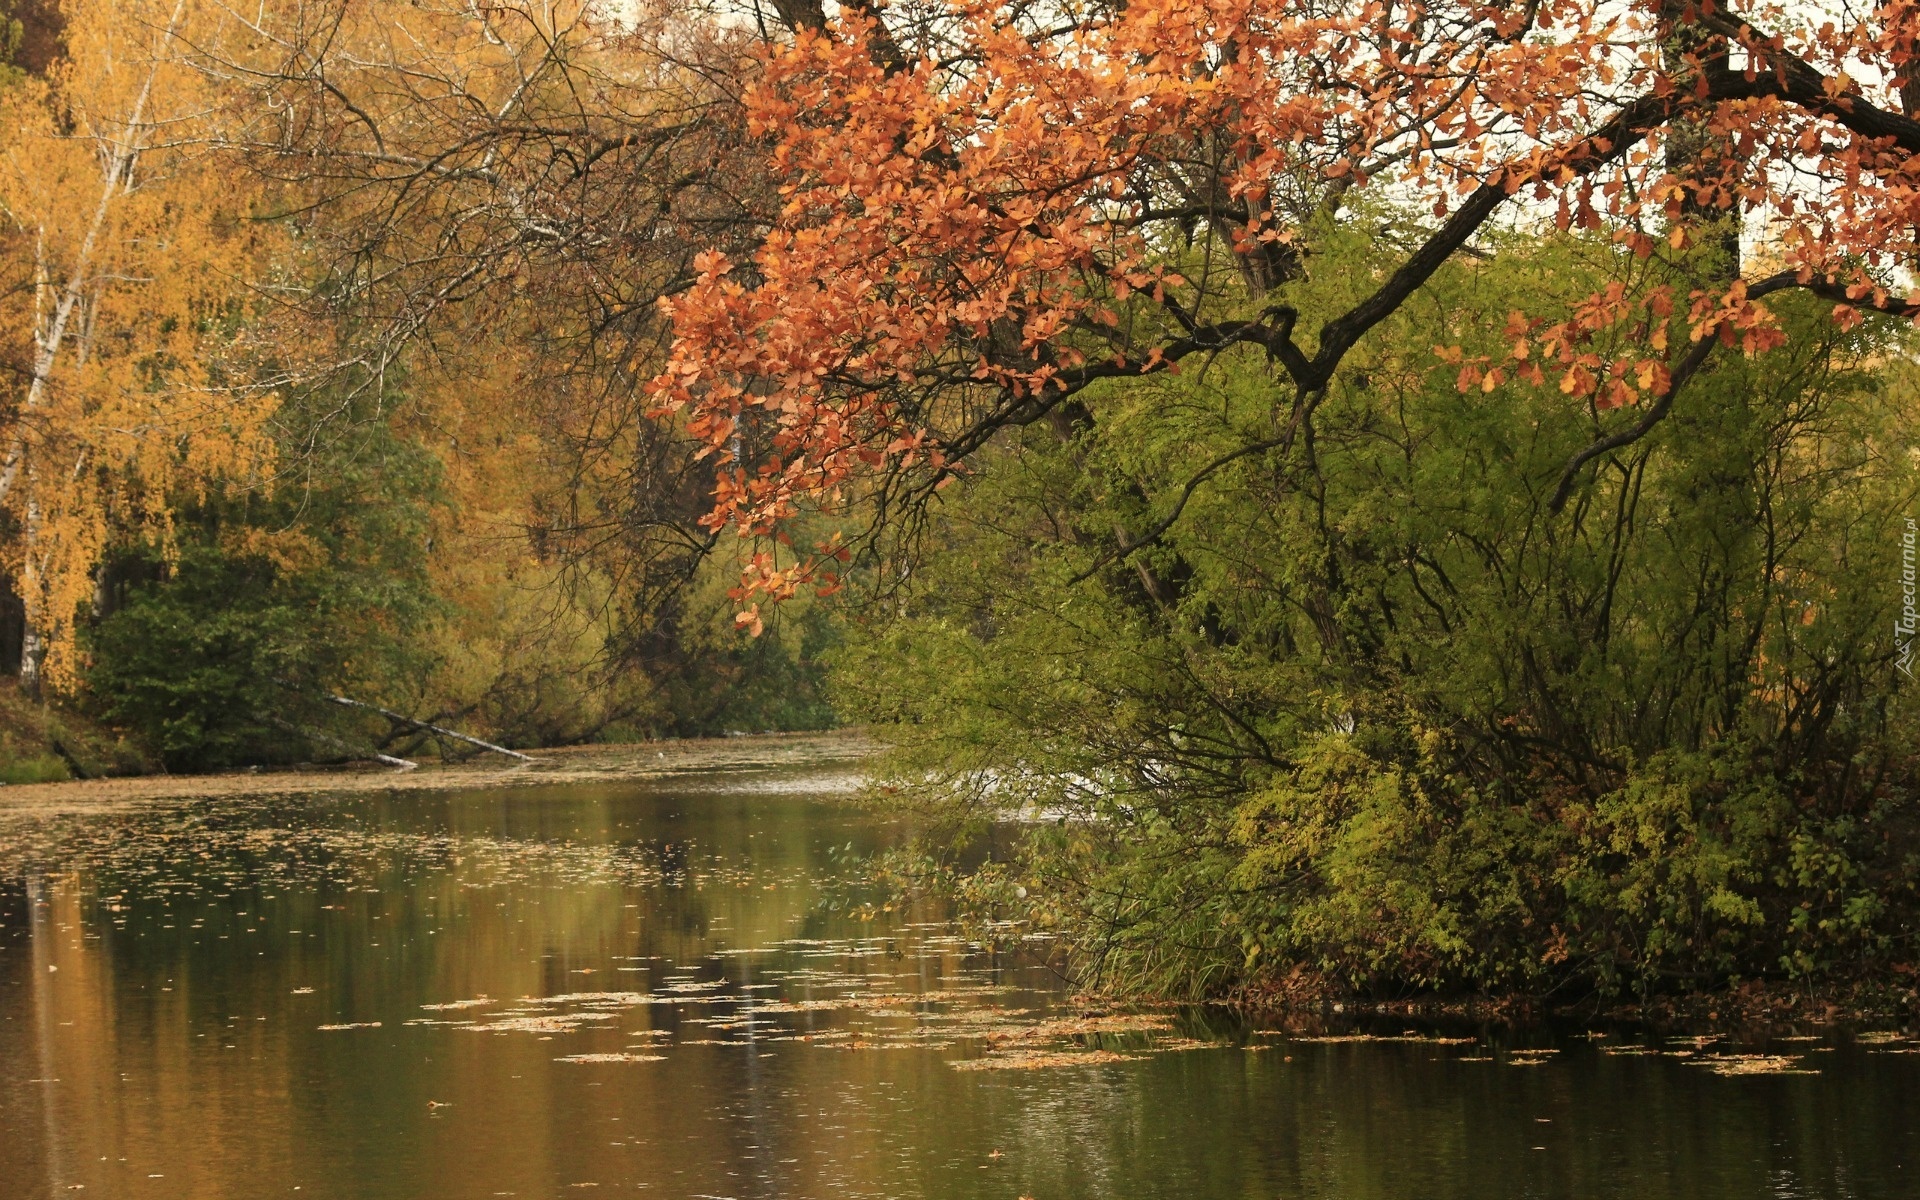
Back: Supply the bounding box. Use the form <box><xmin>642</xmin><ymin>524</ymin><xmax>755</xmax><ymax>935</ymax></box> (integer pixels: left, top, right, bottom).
<box><xmin>655</xmin><ymin>0</ymin><xmax>1920</xmax><ymax>620</ymax></box>
<box><xmin>653</xmin><ymin>0</ymin><xmax>1920</xmax><ymax>997</ymax></box>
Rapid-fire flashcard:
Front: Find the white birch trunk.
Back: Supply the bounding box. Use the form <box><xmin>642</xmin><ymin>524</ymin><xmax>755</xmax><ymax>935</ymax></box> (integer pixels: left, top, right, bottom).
<box><xmin>0</xmin><ymin>0</ymin><xmax>188</xmax><ymax>686</ymax></box>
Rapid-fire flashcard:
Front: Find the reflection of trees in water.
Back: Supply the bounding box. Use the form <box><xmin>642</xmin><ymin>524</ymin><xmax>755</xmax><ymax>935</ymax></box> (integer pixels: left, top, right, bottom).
<box><xmin>4</xmin><ymin>780</ymin><xmax>1913</xmax><ymax>1198</ymax></box>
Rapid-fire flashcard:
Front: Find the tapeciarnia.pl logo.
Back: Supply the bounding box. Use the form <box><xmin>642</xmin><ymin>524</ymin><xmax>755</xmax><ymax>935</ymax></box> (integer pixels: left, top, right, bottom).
<box><xmin>1900</xmin><ymin>518</ymin><xmax>1917</xmax><ymax>679</ymax></box>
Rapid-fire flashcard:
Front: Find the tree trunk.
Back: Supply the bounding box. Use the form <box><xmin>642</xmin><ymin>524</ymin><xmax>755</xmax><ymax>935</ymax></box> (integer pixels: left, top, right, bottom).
<box><xmin>18</xmin><ymin>625</ymin><xmax>43</xmax><ymax>696</ymax></box>
<box><xmin>16</xmin><ymin>495</ymin><xmax>44</xmax><ymax>696</ymax></box>
<box><xmin>1664</xmin><ymin>2</ymin><xmax>1741</xmax><ymax>275</ymax></box>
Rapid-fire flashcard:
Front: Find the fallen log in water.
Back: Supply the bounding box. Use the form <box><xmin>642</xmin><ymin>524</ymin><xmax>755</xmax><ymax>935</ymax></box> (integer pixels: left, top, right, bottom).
<box><xmin>325</xmin><ymin>695</ymin><xmax>534</xmax><ymax>762</ymax></box>
<box><xmin>270</xmin><ymin>717</ymin><xmax>418</xmax><ymax>771</ymax></box>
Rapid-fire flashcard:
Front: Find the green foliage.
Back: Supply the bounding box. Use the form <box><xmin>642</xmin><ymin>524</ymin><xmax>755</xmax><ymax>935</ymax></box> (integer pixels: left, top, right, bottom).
<box><xmin>77</xmin><ymin>372</ymin><xmax>841</xmax><ymax>764</ymax></box>
<box><xmin>0</xmin><ymin>752</ymin><xmax>65</xmax><ymax>783</ymax></box>
<box><xmin>85</xmin><ymin>389</ymin><xmax>441</xmax><ymax>771</ymax></box>
<box><xmin>0</xmin><ymin>4</ymin><xmax>24</xmax><ymax>89</ymax></box>
<box><xmin>834</xmin><ymin>233</ymin><xmax>1920</xmax><ymax>1000</ymax></box>
<box><xmin>651</xmin><ymin>543</ymin><xmax>842</xmax><ymax>736</ymax></box>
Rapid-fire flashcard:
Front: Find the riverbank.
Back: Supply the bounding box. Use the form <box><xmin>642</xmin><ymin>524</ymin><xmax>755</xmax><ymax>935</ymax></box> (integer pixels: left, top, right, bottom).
<box><xmin>0</xmin><ymin>729</ymin><xmax>872</xmax><ymax>815</ymax></box>
<box><xmin>1227</xmin><ymin>970</ymin><xmax>1920</xmax><ymax>1028</ymax></box>
<box><xmin>9</xmin><ymin>723</ymin><xmax>1912</xmax><ymax>1031</ymax></box>
<box><xmin>0</xmin><ymin>683</ymin><xmax>155</xmax><ymax>784</ymax></box>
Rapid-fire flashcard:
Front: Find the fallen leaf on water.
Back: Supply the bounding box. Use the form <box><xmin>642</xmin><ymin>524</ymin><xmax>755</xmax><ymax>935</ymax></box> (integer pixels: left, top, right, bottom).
<box><xmin>1282</xmin><ymin>1033</ymin><xmax>1476</xmax><ymax>1046</ymax></box>
<box><xmin>1691</xmin><ymin>1054</ymin><xmax>1816</xmax><ymax>1076</ymax></box>
<box><xmin>950</xmin><ymin>1049</ymin><xmax>1137</xmax><ymax>1071</ymax></box>
<box><xmin>470</xmin><ymin>1014</ymin><xmax>615</xmax><ymax>1034</ymax></box>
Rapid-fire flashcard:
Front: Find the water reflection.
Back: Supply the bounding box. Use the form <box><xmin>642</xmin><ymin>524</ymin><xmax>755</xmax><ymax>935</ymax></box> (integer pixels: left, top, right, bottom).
<box><xmin>0</xmin><ymin>765</ymin><xmax>1914</xmax><ymax>1199</ymax></box>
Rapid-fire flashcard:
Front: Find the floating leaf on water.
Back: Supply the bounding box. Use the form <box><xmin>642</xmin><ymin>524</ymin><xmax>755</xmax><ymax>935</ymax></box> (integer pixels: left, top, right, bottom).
<box><xmin>1284</xmin><ymin>1034</ymin><xmax>1476</xmax><ymax>1046</ymax></box>
<box><xmin>525</xmin><ymin>992</ymin><xmax>652</xmax><ymax>1007</ymax></box>
<box><xmin>949</xmin><ymin>1049</ymin><xmax>1138</xmax><ymax>1071</ymax></box>
<box><xmin>977</xmin><ymin>1013</ymin><xmax>1174</xmax><ymax>1043</ymax></box>
<box><xmin>1149</xmin><ymin>1038</ymin><xmax>1217</xmax><ymax>1053</ymax></box>
<box><xmin>1691</xmin><ymin>1054</ymin><xmax>1816</xmax><ymax>1076</ymax></box>
<box><xmin>469</xmin><ymin>1014</ymin><xmax>615</xmax><ymax>1034</ymax></box>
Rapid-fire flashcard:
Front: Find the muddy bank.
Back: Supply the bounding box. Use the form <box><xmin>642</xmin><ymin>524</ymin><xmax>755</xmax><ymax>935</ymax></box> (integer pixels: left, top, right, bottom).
<box><xmin>0</xmin><ymin>730</ymin><xmax>872</xmax><ymax>817</ymax></box>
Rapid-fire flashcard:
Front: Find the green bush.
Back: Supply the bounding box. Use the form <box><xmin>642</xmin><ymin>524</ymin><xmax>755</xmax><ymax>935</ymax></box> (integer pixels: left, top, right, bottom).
<box><xmin>833</xmin><ymin>234</ymin><xmax>1920</xmax><ymax>1000</ymax></box>
<box><xmin>85</xmin><ymin>391</ymin><xmax>440</xmax><ymax>772</ymax></box>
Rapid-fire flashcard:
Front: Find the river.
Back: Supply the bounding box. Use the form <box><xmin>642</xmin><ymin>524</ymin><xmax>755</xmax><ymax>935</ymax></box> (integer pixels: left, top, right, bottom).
<box><xmin>0</xmin><ymin>747</ymin><xmax>1913</xmax><ymax>1199</ymax></box>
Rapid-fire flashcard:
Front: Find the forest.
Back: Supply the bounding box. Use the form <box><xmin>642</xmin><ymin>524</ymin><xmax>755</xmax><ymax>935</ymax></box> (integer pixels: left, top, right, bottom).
<box><xmin>3</xmin><ymin>0</ymin><xmax>1920</xmax><ymax>1009</ymax></box>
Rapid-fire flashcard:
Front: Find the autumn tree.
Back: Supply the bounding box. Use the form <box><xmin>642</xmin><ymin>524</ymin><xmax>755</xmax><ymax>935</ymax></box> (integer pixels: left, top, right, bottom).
<box><xmin>0</xmin><ymin>0</ymin><xmax>278</xmax><ymax>691</ymax></box>
<box><xmin>654</xmin><ymin>0</ymin><xmax>1920</xmax><ymax>619</ymax></box>
<box><xmin>193</xmin><ymin>0</ymin><xmax>807</xmax><ymax>726</ymax></box>
<box><xmin>633</xmin><ymin>0</ymin><xmax>1920</xmax><ymax>997</ymax></box>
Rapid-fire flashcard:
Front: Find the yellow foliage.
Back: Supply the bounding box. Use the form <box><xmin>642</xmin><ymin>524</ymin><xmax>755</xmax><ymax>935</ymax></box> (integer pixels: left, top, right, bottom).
<box><xmin>0</xmin><ymin>0</ymin><xmax>279</xmax><ymax>688</ymax></box>
<box><xmin>396</xmin><ymin>333</ymin><xmax>670</xmax><ymax>740</ymax></box>
<box><xmin>216</xmin><ymin>527</ymin><xmax>328</xmax><ymax>577</ymax></box>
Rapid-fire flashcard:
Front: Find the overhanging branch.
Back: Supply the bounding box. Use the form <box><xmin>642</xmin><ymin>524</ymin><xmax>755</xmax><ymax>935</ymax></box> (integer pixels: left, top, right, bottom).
<box><xmin>1545</xmin><ymin>270</ymin><xmax>1913</xmax><ymax>513</ymax></box>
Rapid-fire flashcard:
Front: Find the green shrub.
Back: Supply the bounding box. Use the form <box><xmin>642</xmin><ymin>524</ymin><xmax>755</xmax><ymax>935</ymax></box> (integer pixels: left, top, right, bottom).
<box><xmin>833</xmin><ymin>234</ymin><xmax>1920</xmax><ymax>1000</ymax></box>
<box><xmin>85</xmin><ymin>391</ymin><xmax>440</xmax><ymax>771</ymax></box>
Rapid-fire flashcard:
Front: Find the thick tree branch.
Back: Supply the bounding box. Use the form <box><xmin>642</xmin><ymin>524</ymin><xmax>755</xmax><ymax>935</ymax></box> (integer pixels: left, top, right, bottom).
<box><xmin>1308</xmin><ymin>89</ymin><xmax>1681</xmax><ymax>389</ymax></box>
<box><xmin>1702</xmin><ymin>15</ymin><xmax>1920</xmax><ymax>153</ymax></box>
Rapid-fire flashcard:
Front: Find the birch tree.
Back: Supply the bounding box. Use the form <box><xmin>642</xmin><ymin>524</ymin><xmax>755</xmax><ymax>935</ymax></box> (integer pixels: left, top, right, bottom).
<box><xmin>0</xmin><ymin>0</ymin><xmax>277</xmax><ymax>690</ymax></box>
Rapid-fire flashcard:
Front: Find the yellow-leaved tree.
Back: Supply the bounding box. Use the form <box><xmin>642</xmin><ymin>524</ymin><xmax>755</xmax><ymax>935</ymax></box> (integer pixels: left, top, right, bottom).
<box><xmin>0</xmin><ymin>0</ymin><xmax>278</xmax><ymax>691</ymax></box>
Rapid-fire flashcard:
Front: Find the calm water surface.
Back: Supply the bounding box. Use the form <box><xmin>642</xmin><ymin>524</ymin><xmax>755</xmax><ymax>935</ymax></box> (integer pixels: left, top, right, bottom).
<box><xmin>0</xmin><ymin>758</ymin><xmax>1914</xmax><ymax>1200</ymax></box>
